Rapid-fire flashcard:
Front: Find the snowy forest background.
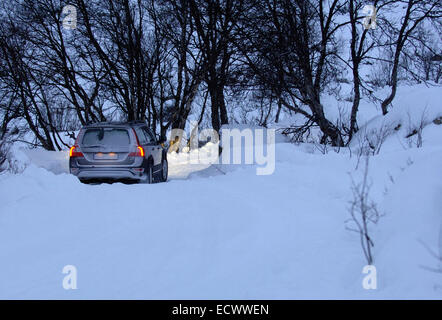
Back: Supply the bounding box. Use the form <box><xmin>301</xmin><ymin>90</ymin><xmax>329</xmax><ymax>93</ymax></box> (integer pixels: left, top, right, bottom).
<box><xmin>0</xmin><ymin>0</ymin><xmax>440</xmax><ymax>155</ymax></box>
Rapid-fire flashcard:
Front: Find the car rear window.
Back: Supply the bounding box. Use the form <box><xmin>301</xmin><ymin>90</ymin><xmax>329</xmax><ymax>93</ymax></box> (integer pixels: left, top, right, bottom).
<box><xmin>82</xmin><ymin>128</ymin><xmax>130</xmax><ymax>146</ymax></box>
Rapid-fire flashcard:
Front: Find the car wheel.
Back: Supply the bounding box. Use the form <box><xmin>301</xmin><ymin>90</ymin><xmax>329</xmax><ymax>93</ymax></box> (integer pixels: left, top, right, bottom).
<box><xmin>148</xmin><ymin>163</ymin><xmax>154</xmax><ymax>184</ymax></box>
<box><xmin>144</xmin><ymin>160</ymin><xmax>154</xmax><ymax>184</ymax></box>
<box><xmin>160</xmin><ymin>158</ymin><xmax>168</xmax><ymax>182</ymax></box>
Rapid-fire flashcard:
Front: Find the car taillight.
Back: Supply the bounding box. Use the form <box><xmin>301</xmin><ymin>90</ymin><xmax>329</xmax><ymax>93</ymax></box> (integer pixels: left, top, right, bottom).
<box><xmin>129</xmin><ymin>129</ymin><xmax>145</xmax><ymax>157</ymax></box>
<box><xmin>129</xmin><ymin>146</ymin><xmax>144</xmax><ymax>157</ymax></box>
<box><xmin>69</xmin><ymin>146</ymin><xmax>84</xmax><ymax>157</ymax></box>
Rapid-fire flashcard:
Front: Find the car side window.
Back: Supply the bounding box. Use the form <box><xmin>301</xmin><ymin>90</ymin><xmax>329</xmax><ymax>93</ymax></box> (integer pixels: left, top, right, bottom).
<box><xmin>134</xmin><ymin>127</ymin><xmax>148</xmax><ymax>145</ymax></box>
<box><xmin>142</xmin><ymin>127</ymin><xmax>156</xmax><ymax>144</ymax></box>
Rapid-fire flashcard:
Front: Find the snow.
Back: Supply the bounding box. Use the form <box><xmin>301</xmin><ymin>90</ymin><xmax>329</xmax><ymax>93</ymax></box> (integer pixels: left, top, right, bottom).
<box><xmin>350</xmin><ymin>84</ymin><xmax>442</xmax><ymax>150</ymax></box>
<box><xmin>0</xmin><ymin>85</ymin><xmax>441</xmax><ymax>299</ymax></box>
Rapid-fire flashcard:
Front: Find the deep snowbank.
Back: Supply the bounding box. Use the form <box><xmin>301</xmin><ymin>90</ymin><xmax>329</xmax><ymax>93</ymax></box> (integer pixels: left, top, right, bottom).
<box><xmin>0</xmin><ymin>129</ymin><xmax>441</xmax><ymax>298</ymax></box>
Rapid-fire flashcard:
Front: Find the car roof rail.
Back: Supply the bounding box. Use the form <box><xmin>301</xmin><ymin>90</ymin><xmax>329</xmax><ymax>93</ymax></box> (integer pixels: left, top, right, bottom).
<box><xmin>83</xmin><ymin>120</ymin><xmax>147</xmax><ymax>127</ymax></box>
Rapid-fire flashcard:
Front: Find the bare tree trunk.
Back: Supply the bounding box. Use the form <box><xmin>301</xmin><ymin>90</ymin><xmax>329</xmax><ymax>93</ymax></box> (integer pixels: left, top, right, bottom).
<box><xmin>275</xmin><ymin>97</ymin><xmax>282</xmax><ymax>123</ymax></box>
<box><xmin>381</xmin><ymin>0</ymin><xmax>439</xmax><ymax>115</ymax></box>
<box><xmin>208</xmin><ymin>81</ymin><xmax>221</xmax><ymax>132</ymax></box>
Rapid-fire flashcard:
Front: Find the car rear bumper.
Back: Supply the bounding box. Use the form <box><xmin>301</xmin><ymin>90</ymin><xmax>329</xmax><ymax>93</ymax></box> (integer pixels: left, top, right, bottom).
<box><xmin>71</xmin><ymin>167</ymin><xmax>145</xmax><ymax>182</ymax></box>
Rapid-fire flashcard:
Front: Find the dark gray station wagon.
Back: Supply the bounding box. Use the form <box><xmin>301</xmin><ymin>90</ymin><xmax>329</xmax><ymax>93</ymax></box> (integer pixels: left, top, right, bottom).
<box><xmin>69</xmin><ymin>121</ymin><xmax>168</xmax><ymax>184</ymax></box>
